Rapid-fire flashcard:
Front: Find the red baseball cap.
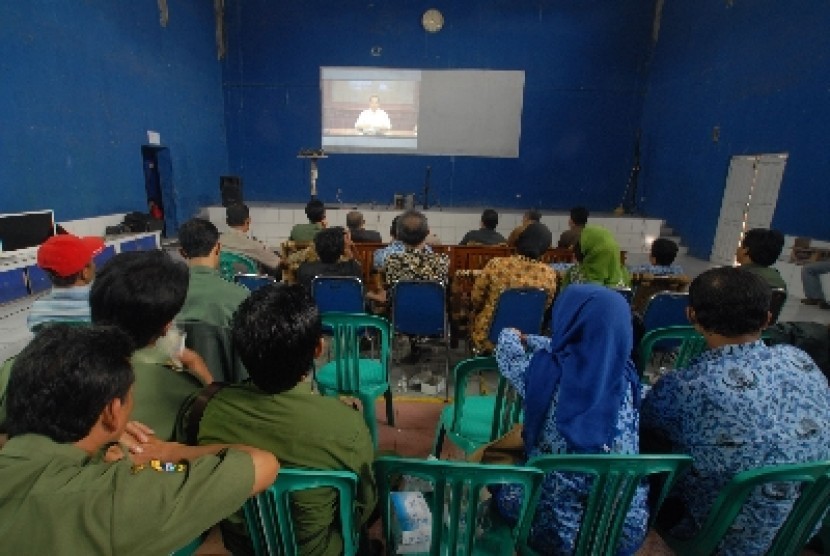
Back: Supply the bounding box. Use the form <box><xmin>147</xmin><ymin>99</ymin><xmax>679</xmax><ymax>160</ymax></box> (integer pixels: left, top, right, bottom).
<box><xmin>37</xmin><ymin>234</ymin><xmax>106</xmax><ymax>277</ymax></box>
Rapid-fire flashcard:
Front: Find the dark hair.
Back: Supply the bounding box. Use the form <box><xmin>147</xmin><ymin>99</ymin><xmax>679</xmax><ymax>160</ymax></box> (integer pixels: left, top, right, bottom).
<box><xmin>226</xmin><ymin>203</ymin><xmax>250</xmax><ymax>227</ymax></box>
<box><xmin>179</xmin><ymin>218</ymin><xmax>219</xmax><ymax>258</ymax></box>
<box><xmin>515</xmin><ymin>222</ymin><xmax>552</xmax><ymax>260</ymax></box>
<box><xmin>570</xmin><ymin>206</ymin><xmax>589</xmax><ymax>226</ymax></box>
<box><xmin>574</xmin><ymin>242</ymin><xmax>585</xmax><ymax>263</ymax></box>
<box><xmin>525</xmin><ymin>209</ymin><xmax>542</xmax><ymax>222</ymax></box>
<box><xmin>397</xmin><ymin>210</ymin><xmax>429</xmax><ymax>246</ymax></box>
<box><xmin>304</xmin><ymin>199</ymin><xmax>326</xmax><ymax>224</ymax></box>
<box><xmin>314</xmin><ymin>227</ymin><xmax>346</xmax><ymax>264</ymax></box>
<box><xmin>689</xmin><ymin>267</ymin><xmax>771</xmax><ymax>337</ymax></box>
<box><xmin>346</xmin><ymin>211</ymin><xmax>363</xmax><ymax>230</ymax></box>
<box><xmin>6</xmin><ymin>325</ymin><xmax>135</xmax><ymax>442</ymax></box>
<box><xmin>651</xmin><ymin>238</ymin><xmax>679</xmax><ymax>266</ymax></box>
<box><xmin>46</xmin><ymin>269</ymin><xmax>84</xmax><ymax>287</ymax></box>
<box><xmin>741</xmin><ymin>228</ymin><xmax>785</xmax><ymax>267</ymax></box>
<box><xmin>232</xmin><ymin>284</ymin><xmax>322</xmax><ymax>394</ymax></box>
<box><xmin>389</xmin><ymin>216</ymin><xmax>400</xmax><ymax>238</ymax></box>
<box><xmin>481</xmin><ymin>209</ymin><xmax>499</xmax><ymax>230</ymax></box>
<box><xmin>90</xmin><ymin>251</ymin><xmax>189</xmax><ymax>347</ymax></box>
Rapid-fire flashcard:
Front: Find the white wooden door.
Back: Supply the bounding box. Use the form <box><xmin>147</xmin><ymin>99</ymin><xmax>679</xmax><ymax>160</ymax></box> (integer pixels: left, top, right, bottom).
<box><xmin>710</xmin><ymin>154</ymin><xmax>788</xmax><ymax>265</ymax></box>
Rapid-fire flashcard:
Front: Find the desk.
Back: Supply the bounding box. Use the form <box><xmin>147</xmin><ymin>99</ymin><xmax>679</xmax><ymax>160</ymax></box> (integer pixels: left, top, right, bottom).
<box><xmin>323</xmin><ymin>128</ymin><xmax>418</xmax><ymax>138</ymax></box>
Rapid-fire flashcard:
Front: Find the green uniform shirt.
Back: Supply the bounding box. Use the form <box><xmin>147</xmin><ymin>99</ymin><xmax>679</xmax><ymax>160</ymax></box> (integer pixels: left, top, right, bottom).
<box><xmin>742</xmin><ymin>262</ymin><xmax>788</xmax><ymax>292</ymax></box>
<box><xmin>131</xmin><ymin>345</ymin><xmax>202</xmax><ymax>440</ymax></box>
<box><xmin>289</xmin><ymin>222</ymin><xmax>324</xmax><ymax>242</ymax></box>
<box><xmin>178</xmin><ymin>265</ymin><xmax>249</xmax><ymax>326</ymax></box>
<box><xmin>197</xmin><ymin>382</ymin><xmax>377</xmax><ymax>556</ymax></box>
<box><xmin>0</xmin><ymin>434</ymin><xmax>253</xmax><ymax>555</ymax></box>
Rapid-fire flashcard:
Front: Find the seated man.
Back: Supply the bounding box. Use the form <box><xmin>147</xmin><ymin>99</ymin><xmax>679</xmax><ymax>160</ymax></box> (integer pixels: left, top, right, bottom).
<box><xmin>91</xmin><ymin>250</ymin><xmax>214</xmax><ymax>439</ymax></box>
<box><xmin>736</xmin><ymin>228</ymin><xmax>787</xmax><ymax>292</ymax></box>
<box><xmin>373</xmin><ymin>215</ymin><xmax>435</xmax><ymax>271</ymax></box>
<box><xmin>507</xmin><ymin>209</ymin><xmax>542</xmax><ymax>247</ymax></box>
<box><xmin>178</xmin><ymin>217</ymin><xmax>249</xmax><ymax>327</ymax></box>
<box><xmin>801</xmin><ymin>259</ymin><xmax>830</xmax><ymax>309</ymax></box>
<box><xmin>220</xmin><ymin>203</ymin><xmax>281</xmax><ymax>276</ymax></box>
<box><xmin>0</xmin><ymin>324</ymin><xmax>277</xmax><ymax>554</ymax></box>
<box><xmin>354</xmin><ymin>94</ymin><xmax>391</xmax><ymax>134</ymax></box>
<box><xmin>459</xmin><ymin>208</ymin><xmax>507</xmax><ymax>246</ymax></box>
<box><xmin>346</xmin><ymin>210</ymin><xmax>382</xmax><ymax>243</ymax></box>
<box><xmin>297</xmin><ymin>227</ymin><xmax>362</xmax><ymax>291</ymax></box>
<box><xmin>191</xmin><ymin>284</ymin><xmax>377</xmax><ymax>556</ymax></box>
<box><xmin>628</xmin><ymin>238</ymin><xmax>684</xmax><ymax>275</ymax></box>
<box><xmin>26</xmin><ymin>234</ymin><xmax>105</xmax><ymax>331</ymax></box>
<box><xmin>557</xmin><ymin>206</ymin><xmax>588</xmax><ymax>249</ymax></box>
<box><xmin>641</xmin><ymin>267</ymin><xmax>830</xmax><ymax>554</ymax></box>
<box><xmin>289</xmin><ymin>199</ymin><xmax>327</xmax><ymax>242</ymax></box>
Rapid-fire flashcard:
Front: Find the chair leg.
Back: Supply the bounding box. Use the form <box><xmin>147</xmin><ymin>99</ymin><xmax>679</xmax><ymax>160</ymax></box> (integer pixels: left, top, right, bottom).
<box><xmin>433</xmin><ymin>424</ymin><xmax>446</xmax><ymax>458</ymax></box>
<box><xmin>359</xmin><ymin>394</ymin><xmax>380</xmax><ymax>451</ymax></box>
<box><xmin>384</xmin><ymin>388</ymin><xmax>395</xmax><ymax>427</ymax></box>
<box><xmin>443</xmin><ymin>341</ymin><xmax>451</xmax><ymax>402</ymax></box>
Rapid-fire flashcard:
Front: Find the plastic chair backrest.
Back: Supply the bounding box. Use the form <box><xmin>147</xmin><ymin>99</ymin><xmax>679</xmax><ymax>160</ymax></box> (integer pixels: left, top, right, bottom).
<box><xmin>234</xmin><ymin>273</ymin><xmax>277</xmax><ymax>292</ymax></box>
<box><xmin>322</xmin><ymin>312</ymin><xmax>390</xmax><ymax>393</ymax></box>
<box><xmin>637</xmin><ymin>325</ymin><xmax>708</xmax><ymax>377</ymax></box>
<box><xmin>390</xmin><ymin>280</ymin><xmax>446</xmax><ymax>337</ymax></box>
<box><xmin>374</xmin><ymin>456</ymin><xmax>544</xmax><ymax>554</ymax></box>
<box><xmin>0</xmin><ymin>268</ymin><xmax>29</xmax><ymax>304</ymax></box>
<box><xmin>25</xmin><ymin>264</ymin><xmax>51</xmax><ymax>295</ymax></box>
<box><xmin>610</xmin><ymin>286</ymin><xmax>634</xmax><ymax>304</ymax></box>
<box><xmin>769</xmin><ymin>287</ymin><xmax>787</xmax><ymax>325</ymax></box>
<box><xmin>243</xmin><ymin>469</ymin><xmax>359</xmax><ymax>556</ymax></box>
<box><xmin>631</xmin><ymin>273</ymin><xmax>690</xmax><ymax>314</ymax></box>
<box><xmin>312</xmin><ymin>276</ymin><xmax>365</xmax><ymax>314</ymax></box>
<box><xmin>219</xmin><ymin>251</ymin><xmax>258</xmax><ymax>281</ymax></box>
<box><xmin>641</xmin><ymin>291</ymin><xmax>690</xmax><ymax>333</ymax></box>
<box><xmin>448</xmin><ymin>357</ymin><xmax>522</xmax><ymax>442</ymax></box>
<box><xmin>522</xmin><ymin>454</ymin><xmax>693</xmax><ymax>556</ymax></box>
<box><xmin>180</xmin><ymin>320</ymin><xmax>248</xmax><ymax>383</ymax></box>
<box><xmin>662</xmin><ymin>460</ymin><xmax>830</xmax><ymax>556</ymax></box>
<box><xmin>487</xmin><ymin>287</ymin><xmax>548</xmax><ymax>346</ymax></box>
<box><xmin>94</xmin><ymin>244</ymin><xmax>117</xmax><ymax>268</ymax></box>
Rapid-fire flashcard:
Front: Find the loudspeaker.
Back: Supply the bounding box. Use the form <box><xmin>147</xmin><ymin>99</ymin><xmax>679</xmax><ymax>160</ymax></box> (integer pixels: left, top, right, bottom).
<box><xmin>220</xmin><ymin>175</ymin><xmax>243</xmax><ymax>207</ymax></box>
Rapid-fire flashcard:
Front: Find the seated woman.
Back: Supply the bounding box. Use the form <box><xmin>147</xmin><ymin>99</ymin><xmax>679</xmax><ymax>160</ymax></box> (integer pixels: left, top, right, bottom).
<box><xmin>561</xmin><ymin>225</ymin><xmax>630</xmax><ymax>289</ymax></box>
<box><xmin>469</xmin><ymin>222</ymin><xmax>557</xmax><ymax>353</ymax></box>
<box><xmin>494</xmin><ymin>284</ymin><xmax>647</xmax><ymax>555</ymax></box>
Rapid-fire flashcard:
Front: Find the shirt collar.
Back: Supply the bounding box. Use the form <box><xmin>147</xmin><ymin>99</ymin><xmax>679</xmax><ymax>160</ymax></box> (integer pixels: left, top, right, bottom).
<box><xmin>695</xmin><ymin>339</ymin><xmax>765</xmax><ymax>364</ymax></box>
<box><xmin>131</xmin><ymin>344</ymin><xmax>175</xmax><ymax>367</ymax></box>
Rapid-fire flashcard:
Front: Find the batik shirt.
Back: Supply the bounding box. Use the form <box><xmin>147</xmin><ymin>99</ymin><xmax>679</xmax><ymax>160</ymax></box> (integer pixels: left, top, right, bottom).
<box><xmin>641</xmin><ymin>341</ymin><xmax>830</xmax><ymax>555</ymax></box>
<box><xmin>470</xmin><ymin>255</ymin><xmax>556</xmax><ymax>353</ymax></box>
<box><xmin>627</xmin><ymin>263</ymin><xmax>684</xmax><ymax>276</ymax></box>
<box><xmin>372</xmin><ymin>240</ymin><xmax>433</xmax><ymax>270</ymax></box>
<box><xmin>494</xmin><ymin>331</ymin><xmax>648</xmax><ymax>555</ymax></box>
<box><xmin>383</xmin><ymin>246</ymin><xmax>449</xmax><ymax>286</ymax></box>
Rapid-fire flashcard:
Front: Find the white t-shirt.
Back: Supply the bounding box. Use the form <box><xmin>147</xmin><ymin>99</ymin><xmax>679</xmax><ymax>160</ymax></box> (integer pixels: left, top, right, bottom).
<box><xmin>354</xmin><ymin>108</ymin><xmax>391</xmax><ymax>133</ymax></box>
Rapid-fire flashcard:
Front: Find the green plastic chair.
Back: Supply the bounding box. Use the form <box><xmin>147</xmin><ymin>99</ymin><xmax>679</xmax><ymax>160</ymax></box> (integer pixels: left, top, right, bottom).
<box><xmin>637</xmin><ymin>325</ymin><xmax>708</xmax><ymax>380</ymax></box>
<box><xmin>520</xmin><ymin>454</ymin><xmax>693</xmax><ymax>556</ymax></box>
<box><xmin>374</xmin><ymin>456</ymin><xmax>544</xmax><ymax>555</ymax></box>
<box><xmin>180</xmin><ymin>320</ymin><xmax>249</xmax><ymax>383</ymax></box>
<box><xmin>660</xmin><ymin>460</ymin><xmax>830</xmax><ymax>556</ymax></box>
<box><xmin>432</xmin><ymin>356</ymin><xmax>523</xmax><ymax>458</ymax></box>
<box><xmin>314</xmin><ymin>312</ymin><xmax>394</xmax><ymax>449</ymax></box>
<box><xmin>243</xmin><ymin>469</ymin><xmax>359</xmax><ymax>556</ymax></box>
<box><xmin>219</xmin><ymin>250</ymin><xmax>258</xmax><ymax>281</ymax></box>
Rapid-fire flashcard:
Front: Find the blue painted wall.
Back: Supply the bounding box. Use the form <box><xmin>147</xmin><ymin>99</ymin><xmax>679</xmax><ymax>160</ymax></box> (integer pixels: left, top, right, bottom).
<box><xmin>222</xmin><ymin>0</ymin><xmax>656</xmax><ymax>210</ymax></box>
<box><xmin>639</xmin><ymin>0</ymin><xmax>830</xmax><ymax>257</ymax></box>
<box><xmin>0</xmin><ymin>2</ymin><xmax>228</xmax><ymax>226</ymax></box>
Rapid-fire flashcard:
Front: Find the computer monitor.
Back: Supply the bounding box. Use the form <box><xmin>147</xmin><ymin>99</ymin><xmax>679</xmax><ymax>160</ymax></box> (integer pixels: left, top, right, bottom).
<box><xmin>0</xmin><ymin>210</ymin><xmax>55</xmax><ymax>252</ymax></box>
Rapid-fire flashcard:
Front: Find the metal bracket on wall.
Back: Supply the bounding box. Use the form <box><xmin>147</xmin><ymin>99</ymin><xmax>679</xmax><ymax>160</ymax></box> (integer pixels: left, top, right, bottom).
<box><xmin>157</xmin><ymin>0</ymin><xmax>169</xmax><ymax>28</ymax></box>
<box><xmin>215</xmin><ymin>0</ymin><xmax>226</xmax><ymax>60</ymax></box>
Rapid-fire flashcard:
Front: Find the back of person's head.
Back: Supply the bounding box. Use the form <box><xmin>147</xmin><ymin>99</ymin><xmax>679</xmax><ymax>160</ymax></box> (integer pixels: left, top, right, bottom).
<box><xmin>651</xmin><ymin>238</ymin><xmax>679</xmax><ymax>266</ymax></box>
<box><xmin>37</xmin><ymin>234</ymin><xmax>105</xmax><ymax>287</ymax></box>
<box><xmin>178</xmin><ymin>218</ymin><xmax>219</xmax><ymax>259</ymax></box>
<box><xmin>741</xmin><ymin>228</ymin><xmax>785</xmax><ymax>267</ymax></box>
<box><xmin>314</xmin><ymin>227</ymin><xmax>346</xmax><ymax>264</ymax></box>
<box><xmin>525</xmin><ymin>209</ymin><xmax>542</xmax><ymax>223</ymax></box>
<box><xmin>689</xmin><ymin>267</ymin><xmax>771</xmax><ymax>337</ymax></box>
<box><xmin>5</xmin><ymin>324</ymin><xmax>134</xmax><ymax>442</ymax></box>
<box><xmin>90</xmin><ymin>250</ymin><xmax>189</xmax><ymax>347</ymax></box>
<box><xmin>304</xmin><ymin>199</ymin><xmax>326</xmax><ymax>224</ymax></box>
<box><xmin>397</xmin><ymin>209</ymin><xmax>429</xmax><ymax>246</ymax></box>
<box><xmin>389</xmin><ymin>216</ymin><xmax>401</xmax><ymax>239</ymax></box>
<box><xmin>226</xmin><ymin>203</ymin><xmax>250</xmax><ymax>227</ymax></box>
<box><xmin>515</xmin><ymin>222</ymin><xmax>552</xmax><ymax>260</ymax></box>
<box><xmin>481</xmin><ymin>209</ymin><xmax>499</xmax><ymax>230</ymax></box>
<box><xmin>232</xmin><ymin>284</ymin><xmax>322</xmax><ymax>394</ymax></box>
<box><xmin>346</xmin><ymin>211</ymin><xmax>363</xmax><ymax>230</ymax></box>
<box><xmin>570</xmin><ymin>206</ymin><xmax>589</xmax><ymax>227</ymax></box>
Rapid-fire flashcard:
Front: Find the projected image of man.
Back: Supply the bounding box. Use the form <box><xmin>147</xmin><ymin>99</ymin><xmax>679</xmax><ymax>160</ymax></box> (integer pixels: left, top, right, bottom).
<box><xmin>354</xmin><ymin>95</ymin><xmax>391</xmax><ymax>135</ymax></box>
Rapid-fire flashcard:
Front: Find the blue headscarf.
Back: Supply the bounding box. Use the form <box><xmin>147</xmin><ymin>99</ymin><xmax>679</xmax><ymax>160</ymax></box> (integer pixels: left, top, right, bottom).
<box><xmin>523</xmin><ymin>284</ymin><xmax>641</xmax><ymax>453</ymax></box>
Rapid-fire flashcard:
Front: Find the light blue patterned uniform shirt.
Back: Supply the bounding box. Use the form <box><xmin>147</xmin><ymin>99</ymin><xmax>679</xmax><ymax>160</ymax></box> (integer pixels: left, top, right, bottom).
<box><xmin>26</xmin><ymin>285</ymin><xmax>91</xmax><ymax>331</ymax></box>
<box><xmin>495</xmin><ymin>331</ymin><xmax>648</xmax><ymax>555</ymax></box>
<box><xmin>641</xmin><ymin>340</ymin><xmax>830</xmax><ymax>555</ymax></box>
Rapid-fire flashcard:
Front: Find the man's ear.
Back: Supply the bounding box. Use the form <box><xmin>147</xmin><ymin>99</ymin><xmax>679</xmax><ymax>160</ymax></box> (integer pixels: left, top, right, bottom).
<box><xmin>100</xmin><ymin>397</ymin><xmax>125</xmax><ymax>436</ymax></box>
<box><xmin>686</xmin><ymin>306</ymin><xmax>697</xmax><ymax>325</ymax></box>
<box><xmin>763</xmin><ymin>310</ymin><xmax>772</xmax><ymax>330</ymax></box>
<box><xmin>314</xmin><ymin>337</ymin><xmax>324</xmax><ymax>358</ymax></box>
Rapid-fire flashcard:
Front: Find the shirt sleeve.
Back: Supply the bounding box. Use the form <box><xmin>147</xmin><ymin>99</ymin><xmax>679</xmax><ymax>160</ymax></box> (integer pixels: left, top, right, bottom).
<box><xmin>111</xmin><ymin>448</ymin><xmax>255</xmax><ymax>555</ymax></box>
<box><xmin>640</xmin><ymin>372</ymin><xmax>684</xmax><ymax>441</ymax></box>
<box><xmin>470</xmin><ymin>265</ymin><xmax>491</xmax><ymax>309</ymax></box>
<box><xmin>494</xmin><ymin>329</ymin><xmax>550</xmax><ymax>397</ymax></box>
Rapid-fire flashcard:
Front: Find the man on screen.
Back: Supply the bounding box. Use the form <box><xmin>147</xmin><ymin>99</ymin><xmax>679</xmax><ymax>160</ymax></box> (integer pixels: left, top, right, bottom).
<box><xmin>354</xmin><ymin>95</ymin><xmax>391</xmax><ymax>134</ymax></box>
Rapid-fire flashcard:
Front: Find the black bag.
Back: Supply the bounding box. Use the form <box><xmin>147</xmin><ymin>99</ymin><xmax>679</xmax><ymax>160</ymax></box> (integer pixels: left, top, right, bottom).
<box><xmin>765</xmin><ymin>322</ymin><xmax>830</xmax><ymax>378</ymax></box>
<box><xmin>122</xmin><ymin>211</ymin><xmax>151</xmax><ymax>232</ymax></box>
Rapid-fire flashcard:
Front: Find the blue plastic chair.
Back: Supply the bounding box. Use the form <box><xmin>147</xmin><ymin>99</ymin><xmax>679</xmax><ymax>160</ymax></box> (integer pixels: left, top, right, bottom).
<box><xmin>390</xmin><ymin>280</ymin><xmax>450</xmax><ymax>396</ymax></box>
<box><xmin>0</xmin><ymin>268</ymin><xmax>29</xmax><ymax>304</ymax></box>
<box><xmin>610</xmin><ymin>286</ymin><xmax>634</xmax><ymax>305</ymax></box>
<box><xmin>25</xmin><ymin>264</ymin><xmax>51</xmax><ymax>294</ymax></box>
<box><xmin>641</xmin><ymin>291</ymin><xmax>690</xmax><ymax>333</ymax></box>
<box><xmin>315</xmin><ymin>312</ymin><xmax>394</xmax><ymax>449</ymax></box>
<box><xmin>243</xmin><ymin>469</ymin><xmax>359</xmax><ymax>556</ymax></box>
<box><xmin>486</xmin><ymin>287</ymin><xmax>548</xmax><ymax>347</ymax></box>
<box><xmin>93</xmin><ymin>244</ymin><xmax>116</xmax><ymax>268</ymax></box>
<box><xmin>311</xmin><ymin>276</ymin><xmax>364</xmax><ymax>314</ymax></box>
<box><xmin>234</xmin><ymin>273</ymin><xmax>277</xmax><ymax>292</ymax></box>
